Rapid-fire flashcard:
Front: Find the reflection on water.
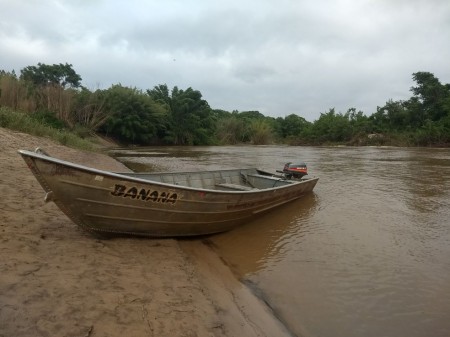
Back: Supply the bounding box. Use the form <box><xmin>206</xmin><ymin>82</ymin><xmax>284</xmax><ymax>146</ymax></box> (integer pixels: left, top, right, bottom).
<box><xmin>209</xmin><ymin>193</ymin><xmax>320</xmax><ymax>277</ymax></box>
<box><xmin>111</xmin><ymin>146</ymin><xmax>450</xmax><ymax>337</ymax></box>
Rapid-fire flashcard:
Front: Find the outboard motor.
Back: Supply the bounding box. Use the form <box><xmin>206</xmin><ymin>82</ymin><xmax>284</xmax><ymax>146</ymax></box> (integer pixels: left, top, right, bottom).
<box><xmin>283</xmin><ymin>162</ymin><xmax>308</xmax><ymax>179</ymax></box>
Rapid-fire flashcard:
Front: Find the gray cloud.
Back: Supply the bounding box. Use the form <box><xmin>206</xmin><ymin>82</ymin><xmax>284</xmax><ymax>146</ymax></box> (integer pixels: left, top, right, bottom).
<box><xmin>1</xmin><ymin>0</ymin><xmax>449</xmax><ymax>121</ymax></box>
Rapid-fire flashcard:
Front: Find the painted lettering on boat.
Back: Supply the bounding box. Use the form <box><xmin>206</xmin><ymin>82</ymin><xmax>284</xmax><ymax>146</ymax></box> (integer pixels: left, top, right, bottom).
<box><xmin>111</xmin><ymin>184</ymin><xmax>178</xmax><ymax>204</ymax></box>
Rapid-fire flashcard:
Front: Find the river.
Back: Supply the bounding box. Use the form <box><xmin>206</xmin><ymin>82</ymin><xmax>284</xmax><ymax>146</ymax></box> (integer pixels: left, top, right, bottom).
<box><xmin>111</xmin><ymin>145</ymin><xmax>450</xmax><ymax>337</ymax></box>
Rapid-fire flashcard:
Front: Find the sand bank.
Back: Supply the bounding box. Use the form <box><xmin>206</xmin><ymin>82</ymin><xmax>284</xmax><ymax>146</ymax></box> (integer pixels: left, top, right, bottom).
<box><xmin>0</xmin><ymin>128</ymin><xmax>291</xmax><ymax>337</ymax></box>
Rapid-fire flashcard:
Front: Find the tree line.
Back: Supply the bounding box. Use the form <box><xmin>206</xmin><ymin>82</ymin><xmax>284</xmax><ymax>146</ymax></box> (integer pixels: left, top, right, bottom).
<box><xmin>1</xmin><ymin>63</ymin><xmax>449</xmax><ymax>146</ymax></box>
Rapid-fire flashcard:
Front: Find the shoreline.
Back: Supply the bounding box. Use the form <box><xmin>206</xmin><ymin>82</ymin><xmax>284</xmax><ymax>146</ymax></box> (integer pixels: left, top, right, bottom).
<box><xmin>0</xmin><ymin>127</ymin><xmax>291</xmax><ymax>337</ymax></box>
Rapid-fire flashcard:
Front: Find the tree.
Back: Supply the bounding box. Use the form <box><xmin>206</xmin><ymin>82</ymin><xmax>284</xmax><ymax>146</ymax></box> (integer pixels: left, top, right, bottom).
<box><xmin>348</xmin><ymin>108</ymin><xmax>371</xmax><ymax>133</ymax></box>
<box><xmin>148</xmin><ymin>85</ymin><xmax>215</xmax><ymax>145</ymax></box>
<box><xmin>310</xmin><ymin>108</ymin><xmax>352</xmax><ymax>143</ymax></box>
<box><xmin>238</xmin><ymin>110</ymin><xmax>265</xmax><ymax>120</ymax></box>
<box><xmin>20</xmin><ymin>63</ymin><xmax>82</xmax><ymax>89</ymax></box>
<box><xmin>18</xmin><ymin>63</ymin><xmax>83</xmax><ymax>124</ymax></box>
<box><xmin>279</xmin><ymin>114</ymin><xmax>309</xmax><ymax>139</ymax></box>
<box><xmin>102</xmin><ymin>85</ymin><xmax>166</xmax><ymax>144</ymax></box>
<box><xmin>410</xmin><ymin>72</ymin><xmax>450</xmax><ymax>122</ymax></box>
<box><xmin>71</xmin><ymin>88</ymin><xmax>109</xmax><ymax>131</ymax></box>
<box><xmin>372</xmin><ymin>100</ymin><xmax>409</xmax><ymax>130</ymax></box>
<box><xmin>20</xmin><ymin>63</ymin><xmax>81</xmax><ymax>88</ymax></box>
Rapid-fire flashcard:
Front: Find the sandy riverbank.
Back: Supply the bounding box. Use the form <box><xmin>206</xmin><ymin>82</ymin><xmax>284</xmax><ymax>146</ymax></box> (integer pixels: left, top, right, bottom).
<box><xmin>0</xmin><ymin>128</ymin><xmax>291</xmax><ymax>337</ymax></box>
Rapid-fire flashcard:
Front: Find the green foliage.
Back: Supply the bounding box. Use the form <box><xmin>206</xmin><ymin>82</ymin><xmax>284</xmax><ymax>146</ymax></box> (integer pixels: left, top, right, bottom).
<box><xmin>307</xmin><ymin>109</ymin><xmax>353</xmax><ymax>144</ymax></box>
<box><xmin>411</xmin><ymin>72</ymin><xmax>450</xmax><ymax>121</ymax></box>
<box><xmin>29</xmin><ymin>109</ymin><xmax>67</xmax><ymax>129</ymax></box>
<box><xmin>102</xmin><ymin>85</ymin><xmax>166</xmax><ymax>144</ymax></box>
<box><xmin>148</xmin><ymin>85</ymin><xmax>215</xmax><ymax>145</ymax></box>
<box><xmin>20</xmin><ymin>62</ymin><xmax>82</xmax><ymax>88</ymax></box>
<box><xmin>214</xmin><ymin>110</ymin><xmax>277</xmax><ymax>144</ymax></box>
<box><xmin>402</xmin><ymin>119</ymin><xmax>449</xmax><ymax>146</ymax></box>
<box><xmin>276</xmin><ymin>114</ymin><xmax>310</xmax><ymax>140</ymax></box>
<box><xmin>283</xmin><ymin>114</ymin><xmax>308</xmax><ymax>137</ymax></box>
<box><xmin>147</xmin><ymin>84</ymin><xmax>171</xmax><ymax>106</ymax></box>
<box><xmin>0</xmin><ymin>107</ymin><xmax>93</xmax><ymax>150</ymax></box>
<box><xmin>237</xmin><ymin>110</ymin><xmax>265</xmax><ymax>120</ymax></box>
<box><xmin>249</xmin><ymin>119</ymin><xmax>273</xmax><ymax>145</ymax></box>
<box><xmin>372</xmin><ymin>72</ymin><xmax>450</xmax><ymax>131</ymax></box>
<box><xmin>0</xmin><ymin>107</ymin><xmax>48</xmax><ymax>136</ymax></box>
<box><xmin>2</xmin><ymin>63</ymin><xmax>449</xmax><ymax>147</ymax></box>
<box><xmin>216</xmin><ymin>116</ymin><xmax>246</xmax><ymax>144</ymax></box>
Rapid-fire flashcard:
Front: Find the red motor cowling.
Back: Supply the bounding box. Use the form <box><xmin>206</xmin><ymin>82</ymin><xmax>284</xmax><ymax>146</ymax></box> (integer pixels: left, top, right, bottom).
<box><xmin>283</xmin><ymin>162</ymin><xmax>308</xmax><ymax>179</ymax></box>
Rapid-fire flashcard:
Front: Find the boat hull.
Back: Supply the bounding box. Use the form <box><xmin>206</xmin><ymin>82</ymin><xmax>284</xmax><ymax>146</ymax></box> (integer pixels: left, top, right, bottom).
<box><xmin>19</xmin><ymin>149</ymin><xmax>319</xmax><ymax>236</ymax></box>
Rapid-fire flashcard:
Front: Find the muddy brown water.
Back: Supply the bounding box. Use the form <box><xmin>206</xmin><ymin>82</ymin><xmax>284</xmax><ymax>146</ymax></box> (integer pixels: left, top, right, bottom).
<box><xmin>112</xmin><ymin>145</ymin><xmax>450</xmax><ymax>337</ymax></box>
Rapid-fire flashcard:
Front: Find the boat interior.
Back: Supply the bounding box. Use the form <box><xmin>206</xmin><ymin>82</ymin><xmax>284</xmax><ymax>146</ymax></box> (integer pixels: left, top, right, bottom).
<box><xmin>120</xmin><ymin>168</ymin><xmax>299</xmax><ymax>191</ymax></box>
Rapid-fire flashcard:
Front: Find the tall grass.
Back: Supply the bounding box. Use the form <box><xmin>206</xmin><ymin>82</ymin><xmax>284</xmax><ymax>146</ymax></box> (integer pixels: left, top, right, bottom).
<box><xmin>249</xmin><ymin>119</ymin><xmax>273</xmax><ymax>145</ymax></box>
<box><xmin>0</xmin><ymin>107</ymin><xmax>95</xmax><ymax>151</ymax></box>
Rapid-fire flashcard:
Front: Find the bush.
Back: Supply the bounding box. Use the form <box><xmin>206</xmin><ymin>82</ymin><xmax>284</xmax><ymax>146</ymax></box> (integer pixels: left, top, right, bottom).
<box><xmin>30</xmin><ymin>110</ymin><xmax>66</xmax><ymax>129</ymax></box>
<box><xmin>0</xmin><ymin>107</ymin><xmax>94</xmax><ymax>150</ymax></box>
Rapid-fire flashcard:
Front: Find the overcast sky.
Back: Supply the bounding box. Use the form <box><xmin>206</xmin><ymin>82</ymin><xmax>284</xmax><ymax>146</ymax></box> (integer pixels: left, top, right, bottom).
<box><xmin>1</xmin><ymin>0</ymin><xmax>449</xmax><ymax>121</ymax></box>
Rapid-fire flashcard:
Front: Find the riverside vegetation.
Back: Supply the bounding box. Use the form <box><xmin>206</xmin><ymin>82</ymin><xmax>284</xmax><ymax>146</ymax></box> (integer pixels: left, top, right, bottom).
<box><xmin>1</xmin><ymin>63</ymin><xmax>449</xmax><ymax>148</ymax></box>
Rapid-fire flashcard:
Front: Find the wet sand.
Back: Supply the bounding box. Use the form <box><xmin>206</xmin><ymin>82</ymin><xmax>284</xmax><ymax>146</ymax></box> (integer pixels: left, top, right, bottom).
<box><xmin>0</xmin><ymin>128</ymin><xmax>290</xmax><ymax>337</ymax></box>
